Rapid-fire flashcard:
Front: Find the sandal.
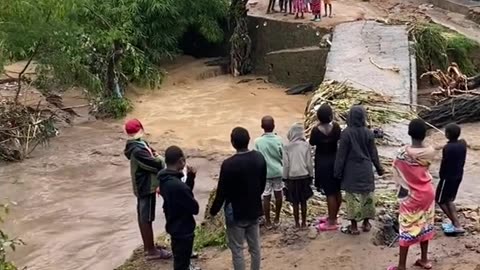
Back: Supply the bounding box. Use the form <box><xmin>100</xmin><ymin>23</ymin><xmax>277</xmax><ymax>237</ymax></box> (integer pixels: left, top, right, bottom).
<box><xmin>318</xmin><ymin>222</ymin><xmax>339</xmax><ymax>231</ymax></box>
<box><xmin>340</xmin><ymin>225</ymin><xmax>360</xmax><ymax>235</ymax></box>
<box><xmin>386</xmin><ymin>266</ymin><xmax>398</xmax><ymax>270</ymax></box>
<box><xmin>414</xmin><ymin>259</ymin><xmax>432</xmax><ymax>269</ymax></box>
<box><xmin>317</xmin><ymin>217</ymin><xmax>328</xmax><ymax>224</ymax></box>
<box><xmin>145</xmin><ymin>248</ymin><xmax>172</xmax><ymax>261</ymax></box>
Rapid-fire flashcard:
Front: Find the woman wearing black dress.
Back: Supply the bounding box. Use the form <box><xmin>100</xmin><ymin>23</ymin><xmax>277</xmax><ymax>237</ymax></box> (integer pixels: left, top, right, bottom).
<box><xmin>309</xmin><ymin>104</ymin><xmax>342</xmax><ymax>231</ymax></box>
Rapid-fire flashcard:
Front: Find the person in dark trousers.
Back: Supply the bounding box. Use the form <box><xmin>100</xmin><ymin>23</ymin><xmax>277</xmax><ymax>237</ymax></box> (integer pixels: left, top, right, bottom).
<box><xmin>158</xmin><ymin>146</ymin><xmax>200</xmax><ymax>270</ymax></box>
<box><xmin>436</xmin><ymin>123</ymin><xmax>467</xmax><ymax>234</ymax></box>
<box><xmin>267</xmin><ymin>0</ymin><xmax>277</xmax><ymax>13</ymax></box>
<box><xmin>334</xmin><ymin>105</ymin><xmax>384</xmax><ymax>235</ymax></box>
<box><xmin>210</xmin><ymin>127</ymin><xmax>267</xmax><ymax>270</ymax></box>
<box><xmin>309</xmin><ymin>104</ymin><xmax>342</xmax><ymax>231</ymax></box>
<box><xmin>124</xmin><ymin>118</ymin><xmax>171</xmax><ymax>260</ymax></box>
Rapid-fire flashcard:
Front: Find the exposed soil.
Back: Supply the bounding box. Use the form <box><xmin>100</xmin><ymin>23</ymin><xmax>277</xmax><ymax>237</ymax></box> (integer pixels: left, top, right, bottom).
<box><xmin>3</xmin><ymin>0</ymin><xmax>480</xmax><ymax>269</ymax></box>
<box><xmin>0</xmin><ymin>57</ymin><xmax>307</xmax><ymax>270</ymax></box>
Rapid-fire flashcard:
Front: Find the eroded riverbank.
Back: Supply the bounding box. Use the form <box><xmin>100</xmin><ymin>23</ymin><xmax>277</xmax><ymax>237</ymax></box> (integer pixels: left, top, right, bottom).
<box><xmin>0</xmin><ymin>57</ymin><xmax>307</xmax><ymax>270</ymax></box>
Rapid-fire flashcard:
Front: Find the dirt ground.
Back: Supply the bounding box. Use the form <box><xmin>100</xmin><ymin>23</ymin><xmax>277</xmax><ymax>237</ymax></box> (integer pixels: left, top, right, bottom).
<box><xmin>0</xmin><ymin>57</ymin><xmax>307</xmax><ymax>270</ymax></box>
<box><xmin>3</xmin><ymin>0</ymin><xmax>480</xmax><ymax>269</ymax></box>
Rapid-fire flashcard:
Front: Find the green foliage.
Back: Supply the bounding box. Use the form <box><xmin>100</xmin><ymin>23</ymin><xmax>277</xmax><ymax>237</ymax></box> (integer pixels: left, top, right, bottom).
<box><xmin>0</xmin><ymin>0</ymin><xmax>228</xmax><ymax>118</ymax></box>
<box><xmin>95</xmin><ymin>97</ymin><xmax>133</xmax><ymax>119</ymax></box>
<box><xmin>193</xmin><ymin>224</ymin><xmax>227</xmax><ymax>251</ymax></box>
<box><xmin>0</xmin><ymin>204</ymin><xmax>24</xmax><ymax>270</ymax></box>
<box><xmin>412</xmin><ymin>23</ymin><xmax>480</xmax><ymax>76</ymax></box>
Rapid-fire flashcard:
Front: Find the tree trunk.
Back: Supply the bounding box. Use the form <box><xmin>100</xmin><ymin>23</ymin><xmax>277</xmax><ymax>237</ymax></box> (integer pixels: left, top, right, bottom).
<box><xmin>106</xmin><ymin>41</ymin><xmax>123</xmax><ymax>97</ymax></box>
<box><xmin>229</xmin><ymin>0</ymin><xmax>252</xmax><ymax>76</ymax></box>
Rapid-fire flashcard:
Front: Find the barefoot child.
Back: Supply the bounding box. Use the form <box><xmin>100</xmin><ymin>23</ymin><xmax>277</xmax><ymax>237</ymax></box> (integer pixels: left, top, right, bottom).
<box><xmin>283</xmin><ymin>123</ymin><xmax>314</xmax><ymax>228</ymax></box>
<box><xmin>437</xmin><ymin>123</ymin><xmax>467</xmax><ymax>234</ymax></box>
<box><xmin>255</xmin><ymin>116</ymin><xmax>284</xmax><ymax>228</ymax></box>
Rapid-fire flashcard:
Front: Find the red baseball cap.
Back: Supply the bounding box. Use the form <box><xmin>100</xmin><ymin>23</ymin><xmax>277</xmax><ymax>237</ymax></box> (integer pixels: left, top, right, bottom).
<box><xmin>124</xmin><ymin>119</ymin><xmax>144</xmax><ymax>137</ymax></box>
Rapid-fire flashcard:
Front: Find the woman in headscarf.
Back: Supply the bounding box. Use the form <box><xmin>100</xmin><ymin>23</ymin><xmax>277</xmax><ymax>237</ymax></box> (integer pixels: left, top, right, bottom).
<box><xmin>334</xmin><ymin>105</ymin><xmax>384</xmax><ymax>235</ymax></box>
<box><xmin>283</xmin><ymin>123</ymin><xmax>314</xmax><ymax>228</ymax></box>
<box><xmin>389</xmin><ymin>119</ymin><xmax>435</xmax><ymax>270</ymax></box>
<box><xmin>309</xmin><ymin>104</ymin><xmax>342</xmax><ymax>231</ymax></box>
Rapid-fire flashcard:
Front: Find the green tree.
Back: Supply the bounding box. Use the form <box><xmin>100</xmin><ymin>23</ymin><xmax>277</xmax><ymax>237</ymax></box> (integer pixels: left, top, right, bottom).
<box><xmin>1</xmin><ymin>0</ymin><xmax>228</xmax><ymax>117</ymax></box>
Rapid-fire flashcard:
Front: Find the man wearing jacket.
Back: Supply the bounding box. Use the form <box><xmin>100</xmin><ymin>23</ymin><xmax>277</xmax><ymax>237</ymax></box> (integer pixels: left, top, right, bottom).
<box><xmin>124</xmin><ymin>119</ymin><xmax>171</xmax><ymax>260</ymax></box>
<box><xmin>158</xmin><ymin>146</ymin><xmax>200</xmax><ymax>270</ymax></box>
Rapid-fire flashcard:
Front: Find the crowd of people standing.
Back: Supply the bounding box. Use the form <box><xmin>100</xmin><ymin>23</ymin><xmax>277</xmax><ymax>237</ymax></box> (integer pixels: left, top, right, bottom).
<box><xmin>267</xmin><ymin>0</ymin><xmax>333</xmax><ymax>21</ymax></box>
<box><xmin>124</xmin><ymin>103</ymin><xmax>467</xmax><ymax>270</ymax></box>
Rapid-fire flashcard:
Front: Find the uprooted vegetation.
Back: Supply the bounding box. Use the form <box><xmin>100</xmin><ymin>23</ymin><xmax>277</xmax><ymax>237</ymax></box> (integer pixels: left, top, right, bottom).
<box><xmin>0</xmin><ymin>0</ymin><xmax>229</xmax><ymax>161</ymax></box>
<box><xmin>0</xmin><ymin>0</ymin><xmax>228</xmax><ymax>118</ymax></box>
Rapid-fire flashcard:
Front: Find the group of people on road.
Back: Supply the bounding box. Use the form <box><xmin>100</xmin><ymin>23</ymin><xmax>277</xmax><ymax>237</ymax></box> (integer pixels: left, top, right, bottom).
<box><xmin>124</xmin><ymin>102</ymin><xmax>467</xmax><ymax>270</ymax></box>
<box><xmin>267</xmin><ymin>0</ymin><xmax>333</xmax><ymax>21</ymax></box>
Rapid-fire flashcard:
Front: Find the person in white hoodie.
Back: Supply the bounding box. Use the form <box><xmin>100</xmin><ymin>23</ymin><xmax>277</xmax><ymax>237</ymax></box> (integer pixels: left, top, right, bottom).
<box><xmin>283</xmin><ymin>123</ymin><xmax>314</xmax><ymax>228</ymax></box>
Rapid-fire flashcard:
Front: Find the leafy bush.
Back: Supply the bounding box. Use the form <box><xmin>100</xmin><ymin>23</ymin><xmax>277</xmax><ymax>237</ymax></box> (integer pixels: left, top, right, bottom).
<box><xmin>0</xmin><ymin>204</ymin><xmax>24</xmax><ymax>270</ymax></box>
<box><xmin>95</xmin><ymin>97</ymin><xmax>133</xmax><ymax>119</ymax></box>
<box><xmin>0</xmin><ymin>0</ymin><xmax>228</xmax><ymax>118</ymax></box>
<box><xmin>412</xmin><ymin>23</ymin><xmax>480</xmax><ymax>76</ymax></box>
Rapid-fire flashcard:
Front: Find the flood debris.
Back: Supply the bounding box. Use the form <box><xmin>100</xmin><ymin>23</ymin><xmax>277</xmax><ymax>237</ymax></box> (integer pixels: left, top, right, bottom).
<box><xmin>304</xmin><ymin>80</ymin><xmax>414</xmax><ymax>143</ymax></box>
<box><xmin>418</xmin><ymin>63</ymin><xmax>480</xmax><ymax>128</ymax></box>
<box><xmin>0</xmin><ymin>81</ymin><xmax>74</xmax><ymax>161</ymax></box>
<box><xmin>421</xmin><ymin>63</ymin><xmax>480</xmax><ymax>98</ymax></box>
<box><xmin>0</xmin><ymin>100</ymin><xmax>57</xmax><ymax>161</ymax></box>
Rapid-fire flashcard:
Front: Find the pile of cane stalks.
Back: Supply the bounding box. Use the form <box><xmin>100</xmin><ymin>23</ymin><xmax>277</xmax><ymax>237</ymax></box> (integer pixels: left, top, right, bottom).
<box><xmin>304</xmin><ymin>81</ymin><xmax>414</xmax><ymax>137</ymax></box>
<box><xmin>0</xmin><ymin>101</ymin><xmax>57</xmax><ymax>161</ymax></box>
<box><xmin>419</xmin><ymin>63</ymin><xmax>480</xmax><ymax>128</ymax></box>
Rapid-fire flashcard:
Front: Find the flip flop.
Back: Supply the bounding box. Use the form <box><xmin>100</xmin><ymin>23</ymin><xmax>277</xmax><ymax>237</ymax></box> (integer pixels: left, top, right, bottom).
<box><xmin>317</xmin><ymin>217</ymin><xmax>328</xmax><ymax>224</ymax></box>
<box><xmin>454</xmin><ymin>227</ymin><xmax>466</xmax><ymax>234</ymax></box>
<box><xmin>145</xmin><ymin>248</ymin><xmax>172</xmax><ymax>260</ymax></box>
<box><xmin>386</xmin><ymin>266</ymin><xmax>398</xmax><ymax>270</ymax></box>
<box><xmin>340</xmin><ymin>225</ymin><xmax>360</xmax><ymax>235</ymax></box>
<box><xmin>318</xmin><ymin>222</ymin><xmax>339</xmax><ymax>231</ymax></box>
<box><xmin>317</xmin><ymin>217</ymin><xmax>340</xmax><ymax>225</ymax></box>
<box><xmin>414</xmin><ymin>259</ymin><xmax>432</xmax><ymax>269</ymax></box>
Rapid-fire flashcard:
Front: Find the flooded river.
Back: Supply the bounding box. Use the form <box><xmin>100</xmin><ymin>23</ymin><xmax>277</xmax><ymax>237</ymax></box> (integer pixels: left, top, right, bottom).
<box><xmin>1</xmin><ymin>57</ymin><xmax>479</xmax><ymax>270</ymax></box>
<box><xmin>0</xmin><ymin>58</ymin><xmax>307</xmax><ymax>270</ymax></box>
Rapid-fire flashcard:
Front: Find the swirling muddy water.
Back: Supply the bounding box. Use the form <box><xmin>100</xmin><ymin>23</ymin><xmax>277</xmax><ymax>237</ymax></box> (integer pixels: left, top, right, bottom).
<box><xmin>1</xmin><ymin>58</ymin><xmax>480</xmax><ymax>270</ymax></box>
<box><xmin>0</xmin><ymin>58</ymin><xmax>307</xmax><ymax>270</ymax></box>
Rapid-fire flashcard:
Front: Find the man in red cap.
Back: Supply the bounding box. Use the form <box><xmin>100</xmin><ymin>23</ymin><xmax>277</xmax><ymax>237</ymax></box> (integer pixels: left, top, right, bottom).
<box><xmin>124</xmin><ymin>118</ymin><xmax>171</xmax><ymax>260</ymax></box>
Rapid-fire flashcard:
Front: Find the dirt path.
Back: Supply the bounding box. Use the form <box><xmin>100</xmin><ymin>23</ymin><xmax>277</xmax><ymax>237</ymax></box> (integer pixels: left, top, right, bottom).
<box><xmin>0</xmin><ymin>57</ymin><xmax>307</xmax><ymax>270</ymax></box>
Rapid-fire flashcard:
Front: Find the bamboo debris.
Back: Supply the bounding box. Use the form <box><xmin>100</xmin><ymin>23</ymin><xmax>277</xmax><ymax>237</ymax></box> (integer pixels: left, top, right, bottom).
<box><xmin>304</xmin><ymin>81</ymin><xmax>414</xmax><ymax>137</ymax></box>
<box><xmin>0</xmin><ymin>101</ymin><xmax>57</xmax><ymax>161</ymax></box>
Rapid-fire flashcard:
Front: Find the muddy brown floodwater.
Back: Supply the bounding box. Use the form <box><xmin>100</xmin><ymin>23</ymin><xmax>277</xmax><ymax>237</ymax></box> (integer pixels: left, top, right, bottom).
<box><xmin>0</xmin><ymin>57</ymin><xmax>307</xmax><ymax>270</ymax></box>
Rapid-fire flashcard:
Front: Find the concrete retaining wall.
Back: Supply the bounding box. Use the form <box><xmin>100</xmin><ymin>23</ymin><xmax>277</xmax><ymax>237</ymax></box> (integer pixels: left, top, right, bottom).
<box><xmin>248</xmin><ymin>15</ymin><xmax>330</xmax><ymax>85</ymax></box>
<box><xmin>264</xmin><ymin>47</ymin><xmax>329</xmax><ymax>86</ymax></box>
